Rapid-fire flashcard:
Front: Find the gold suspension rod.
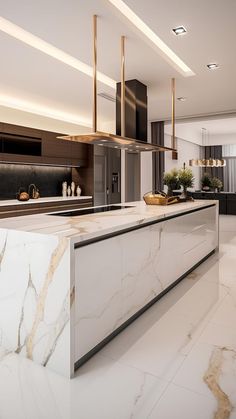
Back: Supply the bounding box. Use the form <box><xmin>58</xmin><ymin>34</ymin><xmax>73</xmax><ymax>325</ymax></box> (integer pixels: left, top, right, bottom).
<box><xmin>121</xmin><ymin>36</ymin><xmax>125</xmax><ymax>137</ymax></box>
<box><xmin>171</xmin><ymin>77</ymin><xmax>178</xmax><ymax>159</ymax></box>
<box><xmin>93</xmin><ymin>15</ymin><xmax>97</xmax><ymax>133</ymax></box>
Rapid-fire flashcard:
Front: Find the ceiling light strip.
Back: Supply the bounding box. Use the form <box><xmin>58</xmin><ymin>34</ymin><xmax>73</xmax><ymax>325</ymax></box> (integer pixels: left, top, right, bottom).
<box><xmin>107</xmin><ymin>0</ymin><xmax>195</xmax><ymax>77</ymax></box>
<box><xmin>0</xmin><ymin>16</ymin><xmax>116</xmax><ymax>89</ymax></box>
<box><xmin>0</xmin><ymin>94</ymin><xmax>92</xmax><ymax>127</ymax></box>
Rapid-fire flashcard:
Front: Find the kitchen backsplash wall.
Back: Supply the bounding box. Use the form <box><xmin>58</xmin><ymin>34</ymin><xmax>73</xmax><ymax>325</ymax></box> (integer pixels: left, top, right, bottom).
<box><xmin>0</xmin><ymin>163</ymin><xmax>72</xmax><ymax>199</ymax></box>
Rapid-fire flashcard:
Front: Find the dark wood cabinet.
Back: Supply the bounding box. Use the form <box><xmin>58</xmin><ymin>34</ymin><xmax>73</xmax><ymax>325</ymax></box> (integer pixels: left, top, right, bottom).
<box><xmin>0</xmin><ymin>123</ymin><xmax>88</xmax><ymax>167</ymax></box>
<box><xmin>0</xmin><ymin>198</ymin><xmax>92</xmax><ymax>219</ymax></box>
<box><xmin>190</xmin><ymin>192</ymin><xmax>230</xmax><ymax>215</ymax></box>
<box><xmin>226</xmin><ymin>194</ymin><xmax>236</xmax><ymax>215</ymax></box>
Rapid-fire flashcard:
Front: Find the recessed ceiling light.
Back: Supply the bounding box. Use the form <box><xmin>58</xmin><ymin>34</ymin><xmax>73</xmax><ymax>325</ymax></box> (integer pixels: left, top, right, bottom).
<box><xmin>177</xmin><ymin>97</ymin><xmax>187</xmax><ymax>102</ymax></box>
<box><xmin>107</xmin><ymin>0</ymin><xmax>194</xmax><ymax>77</ymax></box>
<box><xmin>207</xmin><ymin>63</ymin><xmax>219</xmax><ymax>70</ymax></box>
<box><xmin>172</xmin><ymin>26</ymin><xmax>187</xmax><ymax>36</ymax></box>
<box><xmin>0</xmin><ymin>16</ymin><xmax>116</xmax><ymax>89</ymax></box>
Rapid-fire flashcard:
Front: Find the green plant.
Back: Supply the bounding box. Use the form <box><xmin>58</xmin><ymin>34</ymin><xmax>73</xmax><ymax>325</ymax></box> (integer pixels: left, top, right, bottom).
<box><xmin>201</xmin><ymin>172</ymin><xmax>212</xmax><ymax>189</ymax></box>
<box><xmin>163</xmin><ymin>168</ymin><xmax>180</xmax><ymax>191</ymax></box>
<box><xmin>178</xmin><ymin>167</ymin><xmax>195</xmax><ymax>190</ymax></box>
<box><xmin>211</xmin><ymin>177</ymin><xmax>223</xmax><ymax>191</ymax></box>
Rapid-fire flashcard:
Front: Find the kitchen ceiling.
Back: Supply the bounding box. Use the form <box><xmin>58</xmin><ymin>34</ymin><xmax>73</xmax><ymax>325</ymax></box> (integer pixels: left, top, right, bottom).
<box><xmin>0</xmin><ymin>0</ymin><xmax>235</xmax><ymax>131</ymax></box>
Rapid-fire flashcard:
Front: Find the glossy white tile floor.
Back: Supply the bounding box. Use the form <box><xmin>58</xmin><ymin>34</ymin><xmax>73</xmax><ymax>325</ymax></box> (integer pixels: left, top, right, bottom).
<box><xmin>1</xmin><ymin>215</ymin><xmax>236</xmax><ymax>419</ymax></box>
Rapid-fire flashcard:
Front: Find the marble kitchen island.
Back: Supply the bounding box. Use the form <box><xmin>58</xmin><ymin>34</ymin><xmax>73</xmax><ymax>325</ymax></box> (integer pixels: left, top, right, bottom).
<box><xmin>0</xmin><ymin>200</ymin><xmax>219</xmax><ymax>378</ymax></box>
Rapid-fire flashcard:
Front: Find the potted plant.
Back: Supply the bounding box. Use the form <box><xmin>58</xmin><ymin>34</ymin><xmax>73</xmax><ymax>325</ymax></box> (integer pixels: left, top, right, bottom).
<box><xmin>178</xmin><ymin>167</ymin><xmax>195</xmax><ymax>200</ymax></box>
<box><xmin>201</xmin><ymin>172</ymin><xmax>212</xmax><ymax>191</ymax></box>
<box><xmin>211</xmin><ymin>177</ymin><xmax>223</xmax><ymax>193</ymax></box>
<box><xmin>163</xmin><ymin>168</ymin><xmax>180</xmax><ymax>196</ymax></box>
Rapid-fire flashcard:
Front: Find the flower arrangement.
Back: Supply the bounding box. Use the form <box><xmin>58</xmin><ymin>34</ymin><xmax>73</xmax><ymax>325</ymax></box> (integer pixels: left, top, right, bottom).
<box><xmin>178</xmin><ymin>167</ymin><xmax>194</xmax><ymax>188</ymax></box>
<box><xmin>201</xmin><ymin>172</ymin><xmax>212</xmax><ymax>191</ymax></box>
<box><xmin>163</xmin><ymin>168</ymin><xmax>180</xmax><ymax>196</ymax></box>
<box><xmin>201</xmin><ymin>173</ymin><xmax>223</xmax><ymax>192</ymax></box>
<box><xmin>211</xmin><ymin>177</ymin><xmax>223</xmax><ymax>192</ymax></box>
<box><xmin>163</xmin><ymin>166</ymin><xmax>194</xmax><ymax>199</ymax></box>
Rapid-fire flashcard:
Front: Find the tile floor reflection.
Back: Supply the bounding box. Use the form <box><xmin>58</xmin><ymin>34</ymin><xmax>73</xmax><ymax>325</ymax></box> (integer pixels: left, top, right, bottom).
<box><xmin>0</xmin><ymin>215</ymin><xmax>236</xmax><ymax>419</ymax></box>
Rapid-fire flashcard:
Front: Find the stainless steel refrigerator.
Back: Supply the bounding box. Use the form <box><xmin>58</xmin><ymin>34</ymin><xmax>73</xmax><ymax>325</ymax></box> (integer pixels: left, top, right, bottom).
<box><xmin>94</xmin><ymin>145</ymin><xmax>121</xmax><ymax>206</ymax></box>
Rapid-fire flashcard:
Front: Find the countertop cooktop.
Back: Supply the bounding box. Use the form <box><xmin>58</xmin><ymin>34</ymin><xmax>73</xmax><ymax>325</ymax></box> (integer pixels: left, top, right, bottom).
<box><xmin>50</xmin><ymin>205</ymin><xmax>133</xmax><ymax>217</ymax></box>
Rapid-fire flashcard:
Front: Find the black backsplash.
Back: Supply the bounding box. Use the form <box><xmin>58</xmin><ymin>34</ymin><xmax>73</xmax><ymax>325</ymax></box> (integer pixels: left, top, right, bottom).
<box><xmin>0</xmin><ymin>164</ymin><xmax>72</xmax><ymax>199</ymax></box>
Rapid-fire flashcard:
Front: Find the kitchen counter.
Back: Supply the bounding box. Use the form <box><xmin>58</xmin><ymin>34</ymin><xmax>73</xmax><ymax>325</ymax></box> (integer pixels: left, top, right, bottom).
<box><xmin>0</xmin><ymin>199</ymin><xmax>218</xmax><ymax>243</ymax></box>
<box><xmin>0</xmin><ymin>200</ymin><xmax>219</xmax><ymax>378</ymax></box>
<box><xmin>0</xmin><ymin>195</ymin><xmax>93</xmax><ymax>218</ymax></box>
<box><xmin>0</xmin><ymin>196</ymin><xmax>92</xmax><ymax>206</ymax></box>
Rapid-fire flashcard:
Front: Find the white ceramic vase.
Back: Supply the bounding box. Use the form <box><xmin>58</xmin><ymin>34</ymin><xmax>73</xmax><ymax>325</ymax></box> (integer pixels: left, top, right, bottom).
<box><xmin>76</xmin><ymin>185</ymin><xmax>81</xmax><ymax>197</ymax></box>
<box><xmin>71</xmin><ymin>182</ymin><xmax>75</xmax><ymax>197</ymax></box>
<box><xmin>62</xmin><ymin>181</ymin><xmax>67</xmax><ymax>197</ymax></box>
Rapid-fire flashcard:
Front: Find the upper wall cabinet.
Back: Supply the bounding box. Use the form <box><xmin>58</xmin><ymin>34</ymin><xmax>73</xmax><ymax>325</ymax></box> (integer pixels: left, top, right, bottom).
<box><xmin>41</xmin><ymin>131</ymin><xmax>88</xmax><ymax>167</ymax></box>
<box><xmin>0</xmin><ymin>123</ymin><xmax>88</xmax><ymax>167</ymax></box>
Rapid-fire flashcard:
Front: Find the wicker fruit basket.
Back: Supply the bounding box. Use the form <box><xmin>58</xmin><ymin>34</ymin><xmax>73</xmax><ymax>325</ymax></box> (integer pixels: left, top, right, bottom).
<box><xmin>143</xmin><ymin>191</ymin><xmax>179</xmax><ymax>205</ymax></box>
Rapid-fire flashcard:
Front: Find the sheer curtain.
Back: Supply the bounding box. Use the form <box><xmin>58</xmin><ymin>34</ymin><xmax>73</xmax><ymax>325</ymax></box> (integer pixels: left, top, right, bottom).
<box><xmin>151</xmin><ymin>121</ymin><xmax>165</xmax><ymax>191</ymax></box>
<box><xmin>222</xmin><ymin>145</ymin><xmax>236</xmax><ymax>192</ymax></box>
<box><xmin>223</xmin><ymin>159</ymin><xmax>236</xmax><ymax>192</ymax></box>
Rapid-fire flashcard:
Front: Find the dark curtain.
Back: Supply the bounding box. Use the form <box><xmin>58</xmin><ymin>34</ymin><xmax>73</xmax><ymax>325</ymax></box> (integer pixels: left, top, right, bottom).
<box><xmin>205</xmin><ymin>145</ymin><xmax>224</xmax><ymax>184</ymax></box>
<box><xmin>151</xmin><ymin>121</ymin><xmax>165</xmax><ymax>191</ymax></box>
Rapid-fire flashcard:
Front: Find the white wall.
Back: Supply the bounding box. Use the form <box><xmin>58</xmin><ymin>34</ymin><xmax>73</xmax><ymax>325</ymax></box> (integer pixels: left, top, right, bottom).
<box><xmin>140</xmin><ymin>152</ymin><xmax>152</xmax><ymax>196</ymax></box>
<box><xmin>140</xmin><ymin>121</ymin><xmax>203</xmax><ymax>195</ymax></box>
<box><xmin>164</xmin><ymin>122</ymin><xmax>203</xmax><ymax>146</ymax></box>
<box><xmin>206</xmin><ymin>133</ymin><xmax>236</xmax><ymax>146</ymax></box>
<box><xmin>165</xmin><ymin>134</ymin><xmax>202</xmax><ymax>190</ymax></box>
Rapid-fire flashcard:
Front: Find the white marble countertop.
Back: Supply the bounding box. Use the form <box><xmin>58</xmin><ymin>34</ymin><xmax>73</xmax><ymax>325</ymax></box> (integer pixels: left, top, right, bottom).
<box><xmin>0</xmin><ymin>196</ymin><xmax>92</xmax><ymax>206</ymax></box>
<box><xmin>0</xmin><ymin>199</ymin><xmax>218</xmax><ymax>244</ymax></box>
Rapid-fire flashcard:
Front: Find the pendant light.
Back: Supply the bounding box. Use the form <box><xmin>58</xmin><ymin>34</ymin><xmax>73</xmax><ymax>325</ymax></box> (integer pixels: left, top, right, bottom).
<box><xmin>189</xmin><ymin>128</ymin><xmax>226</xmax><ymax>167</ymax></box>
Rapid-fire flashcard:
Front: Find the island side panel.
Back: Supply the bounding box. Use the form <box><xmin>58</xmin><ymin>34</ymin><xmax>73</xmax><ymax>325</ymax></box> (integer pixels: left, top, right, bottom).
<box><xmin>0</xmin><ymin>229</ymin><xmax>72</xmax><ymax>377</ymax></box>
<box><xmin>74</xmin><ymin>204</ymin><xmax>218</xmax><ymax>366</ymax></box>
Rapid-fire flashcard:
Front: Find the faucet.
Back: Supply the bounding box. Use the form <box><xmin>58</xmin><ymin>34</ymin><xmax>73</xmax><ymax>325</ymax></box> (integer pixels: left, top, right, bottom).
<box><xmin>28</xmin><ymin>184</ymin><xmax>39</xmax><ymax>199</ymax></box>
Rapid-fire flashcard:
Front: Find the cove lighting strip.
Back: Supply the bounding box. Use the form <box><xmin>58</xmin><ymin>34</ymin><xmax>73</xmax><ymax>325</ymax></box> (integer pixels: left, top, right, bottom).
<box><xmin>0</xmin><ymin>94</ymin><xmax>92</xmax><ymax>128</ymax></box>
<box><xmin>107</xmin><ymin>0</ymin><xmax>195</xmax><ymax>77</ymax></box>
<box><xmin>0</xmin><ymin>16</ymin><xmax>116</xmax><ymax>89</ymax></box>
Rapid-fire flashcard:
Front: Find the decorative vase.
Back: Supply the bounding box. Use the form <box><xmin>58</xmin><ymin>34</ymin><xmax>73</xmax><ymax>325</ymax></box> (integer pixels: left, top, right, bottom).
<box><xmin>76</xmin><ymin>185</ymin><xmax>81</xmax><ymax>197</ymax></box>
<box><xmin>67</xmin><ymin>186</ymin><xmax>71</xmax><ymax>197</ymax></box>
<box><xmin>62</xmin><ymin>182</ymin><xmax>67</xmax><ymax>197</ymax></box>
<box><xmin>16</xmin><ymin>188</ymin><xmax>30</xmax><ymax>201</ymax></box>
<box><xmin>71</xmin><ymin>182</ymin><xmax>75</xmax><ymax>197</ymax></box>
<box><xmin>167</xmin><ymin>186</ymin><xmax>173</xmax><ymax>197</ymax></box>
<box><xmin>181</xmin><ymin>186</ymin><xmax>188</xmax><ymax>200</ymax></box>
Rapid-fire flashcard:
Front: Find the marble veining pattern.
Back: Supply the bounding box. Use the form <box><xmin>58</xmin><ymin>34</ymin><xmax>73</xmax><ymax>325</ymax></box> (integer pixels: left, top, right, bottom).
<box><xmin>0</xmin><ymin>200</ymin><xmax>218</xmax><ymax>244</ymax></box>
<box><xmin>0</xmin><ymin>230</ymin><xmax>71</xmax><ymax>377</ymax></box>
<box><xmin>1</xmin><ymin>214</ymin><xmax>236</xmax><ymax>418</ymax></box>
<box><xmin>0</xmin><ymin>200</ymin><xmax>218</xmax><ymax>379</ymax></box>
<box><xmin>74</xmin><ymin>205</ymin><xmax>217</xmax><ymax>363</ymax></box>
<box><xmin>204</xmin><ymin>347</ymin><xmax>234</xmax><ymax>419</ymax></box>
